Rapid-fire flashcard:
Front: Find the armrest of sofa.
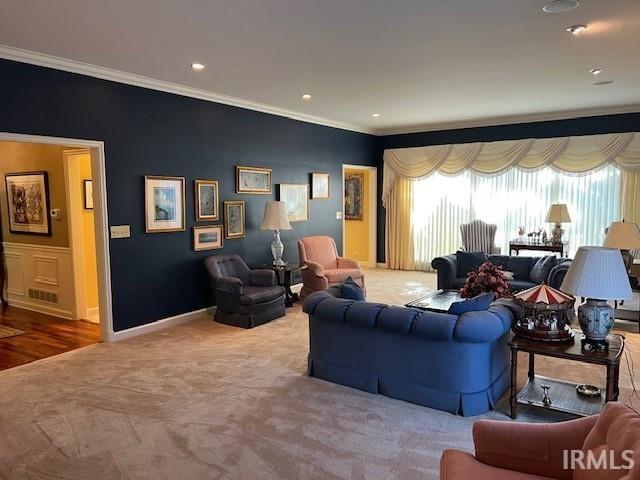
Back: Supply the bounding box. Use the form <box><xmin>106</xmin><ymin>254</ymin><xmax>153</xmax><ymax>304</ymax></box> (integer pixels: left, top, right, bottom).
<box><xmin>250</xmin><ymin>269</ymin><xmax>277</xmax><ymax>287</ymax></box>
<box><xmin>453</xmin><ymin>305</ymin><xmax>512</xmax><ymax>343</ymax></box>
<box><xmin>337</xmin><ymin>256</ymin><xmax>360</xmax><ymax>269</ymax></box>
<box><xmin>473</xmin><ymin>414</ymin><xmax>598</xmax><ymax>480</ymax></box>
<box><xmin>303</xmin><ymin>260</ymin><xmax>325</xmax><ymax>277</ymax></box>
<box><xmin>548</xmin><ymin>260</ymin><xmax>571</xmax><ymax>290</ymax></box>
<box><xmin>431</xmin><ymin>254</ymin><xmax>458</xmax><ymax>290</ymax></box>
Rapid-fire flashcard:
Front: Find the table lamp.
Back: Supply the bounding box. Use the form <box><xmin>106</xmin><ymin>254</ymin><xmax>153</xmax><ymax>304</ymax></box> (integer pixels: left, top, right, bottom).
<box><xmin>260</xmin><ymin>201</ymin><xmax>292</xmax><ymax>266</ymax></box>
<box><xmin>560</xmin><ymin>246</ymin><xmax>632</xmax><ymax>350</ymax></box>
<box><xmin>603</xmin><ymin>220</ymin><xmax>640</xmax><ymax>272</ymax></box>
<box><xmin>545</xmin><ymin>203</ymin><xmax>571</xmax><ymax>245</ymax></box>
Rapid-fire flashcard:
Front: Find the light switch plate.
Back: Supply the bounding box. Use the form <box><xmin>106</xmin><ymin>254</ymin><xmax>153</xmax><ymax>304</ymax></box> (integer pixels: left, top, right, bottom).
<box><xmin>110</xmin><ymin>225</ymin><xmax>131</xmax><ymax>239</ymax></box>
<box><xmin>336</xmin><ymin>211</ymin><xmax>343</xmax><ymax>220</ymax></box>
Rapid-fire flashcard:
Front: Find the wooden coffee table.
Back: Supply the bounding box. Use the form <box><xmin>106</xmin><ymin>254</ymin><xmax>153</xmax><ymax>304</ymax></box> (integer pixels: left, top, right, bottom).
<box><xmin>509</xmin><ymin>330</ymin><xmax>625</xmax><ymax>419</ymax></box>
<box><xmin>405</xmin><ymin>289</ymin><xmax>463</xmax><ymax>313</ymax></box>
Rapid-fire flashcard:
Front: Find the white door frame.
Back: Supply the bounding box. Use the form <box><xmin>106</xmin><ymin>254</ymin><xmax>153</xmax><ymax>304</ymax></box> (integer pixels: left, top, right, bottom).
<box><xmin>0</xmin><ymin>132</ymin><xmax>114</xmax><ymax>342</ymax></box>
<box><xmin>342</xmin><ymin>164</ymin><xmax>377</xmax><ymax>268</ymax></box>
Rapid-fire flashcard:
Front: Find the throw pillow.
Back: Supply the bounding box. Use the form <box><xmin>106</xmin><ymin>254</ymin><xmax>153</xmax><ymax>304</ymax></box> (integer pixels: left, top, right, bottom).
<box><xmin>507</xmin><ymin>256</ymin><xmax>534</xmax><ymax>280</ymax></box>
<box><xmin>340</xmin><ymin>277</ymin><xmax>365</xmax><ymax>301</ymax></box>
<box><xmin>448</xmin><ymin>291</ymin><xmax>495</xmax><ymax>315</ymax></box>
<box><xmin>530</xmin><ymin>256</ymin><xmax>558</xmax><ymax>284</ymax></box>
<box><xmin>456</xmin><ymin>251</ymin><xmax>489</xmax><ymax>278</ymax></box>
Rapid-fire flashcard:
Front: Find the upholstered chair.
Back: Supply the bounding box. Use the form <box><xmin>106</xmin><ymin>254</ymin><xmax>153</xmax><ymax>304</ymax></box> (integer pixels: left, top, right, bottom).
<box><xmin>297</xmin><ymin>236</ymin><xmax>365</xmax><ymax>298</ymax></box>
<box><xmin>204</xmin><ymin>254</ymin><xmax>285</xmax><ymax>328</ymax></box>
<box><xmin>460</xmin><ymin>220</ymin><xmax>500</xmax><ymax>254</ymax></box>
<box><xmin>440</xmin><ymin>401</ymin><xmax>640</xmax><ymax>480</ymax></box>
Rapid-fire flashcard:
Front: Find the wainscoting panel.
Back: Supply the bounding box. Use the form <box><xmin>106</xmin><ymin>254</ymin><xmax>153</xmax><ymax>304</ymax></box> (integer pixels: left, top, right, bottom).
<box><xmin>3</xmin><ymin>242</ymin><xmax>74</xmax><ymax>319</ymax></box>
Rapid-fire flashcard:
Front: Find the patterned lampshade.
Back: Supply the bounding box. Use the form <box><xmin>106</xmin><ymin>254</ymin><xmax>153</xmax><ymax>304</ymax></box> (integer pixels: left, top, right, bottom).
<box><xmin>560</xmin><ymin>246</ymin><xmax>632</xmax><ymax>300</ymax></box>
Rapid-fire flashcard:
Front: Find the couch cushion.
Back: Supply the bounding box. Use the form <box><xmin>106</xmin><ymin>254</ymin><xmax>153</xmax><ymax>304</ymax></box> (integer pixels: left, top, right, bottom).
<box><xmin>448</xmin><ymin>292</ymin><xmax>495</xmax><ymax>315</ymax></box>
<box><xmin>239</xmin><ymin>286</ymin><xmax>284</xmax><ymax>305</ymax></box>
<box><xmin>575</xmin><ymin>402</ymin><xmax>640</xmax><ymax>480</ymax></box>
<box><xmin>340</xmin><ymin>277</ymin><xmax>366</xmax><ymax>301</ymax></box>
<box><xmin>507</xmin><ymin>256</ymin><xmax>534</xmax><ymax>280</ymax></box>
<box><xmin>457</xmin><ymin>251</ymin><xmax>489</xmax><ymax>277</ymax></box>
<box><xmin>530</xmin><ymin>256</ymin><xmax>557</xmax><ymax>284</ymax></box>
<box><xmin>508</xmin><ymin>280</ymin><xmax>537</xmax><ymax>292</ymax></box>
<box><xmin>440</xmin><ymin>449</ymin><xmax>553</xmax><ymax>480</ymax></box>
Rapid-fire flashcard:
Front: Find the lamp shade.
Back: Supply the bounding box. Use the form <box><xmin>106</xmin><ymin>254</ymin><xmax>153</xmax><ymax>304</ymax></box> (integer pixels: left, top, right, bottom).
<box><xmin>260</xmin><ymin>201</ymin><xmax>292</xmax><ymax>231</ymax></box>
<box><xmin>560</xmin><ymin>246</ymin><xmax>632</xmax><ymax>300</ymax></box>
<box><xmin>603</xmin><ymin>221</ymin><xmax>640</xmax><ymax>250</ymax></box>
<box><xmin>545</xmin><ymin>203</ymin><xmax>571</xmax><ymax>223</ymax></box>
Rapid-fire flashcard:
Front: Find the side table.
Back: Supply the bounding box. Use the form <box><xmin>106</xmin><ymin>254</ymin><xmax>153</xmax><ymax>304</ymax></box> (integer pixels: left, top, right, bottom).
<box><xmin>509</xmin><ymin>330</ymin><xmax>624</xmax><ymax>419</ymax></box>
<box><xmin>263</xmin><ymin>263</ymin><xmax>307</xmax><ymax>307</ymax></box>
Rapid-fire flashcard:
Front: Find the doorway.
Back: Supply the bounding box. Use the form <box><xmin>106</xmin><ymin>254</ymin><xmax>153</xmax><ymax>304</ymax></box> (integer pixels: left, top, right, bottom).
<box><xmin>342</xmin><ymin>165</ymin><xmax>377</xmax><ymax>268</ymax></box>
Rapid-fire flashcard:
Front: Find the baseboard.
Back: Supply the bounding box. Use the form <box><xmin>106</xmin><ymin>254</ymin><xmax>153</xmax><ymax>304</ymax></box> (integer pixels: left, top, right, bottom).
<box><xmin>86</xmin><ymin>306</ymin><xmax>100</xmax><ymax>323</ymax></box>
<box><xmin>109</xmin><ymin>307</ymin><xmax>214</xmax><ymax>342</ymax></box>
<box><xmin>6</xmin><ymin>298</ymin><xmax>74</xmax><ymax>319</ymax></box>
<box><xmin>376</xmin><ymin>262</ymin><xmax>388</xmax><ymax>269</ymax></box>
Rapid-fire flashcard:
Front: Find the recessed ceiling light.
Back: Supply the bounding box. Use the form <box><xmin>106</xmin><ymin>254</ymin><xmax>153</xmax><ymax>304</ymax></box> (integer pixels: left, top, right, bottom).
<box><xmin>566</xmin><ymin>24</ymin><xmax>587</xmax><ymax>35</ymax></box>
<box><xmin>593</xmin><ymin>80</ymin><xmax>615</xmax><ymax>86</ymax></box>
<box><xmin>301</xmin><ymin>94</ymin><xmax>312</xmax><ymax>101</ymax></box>
<box><xmin>191</xmin><ymin>63</ymin><xmax>205</xmax><ymax>71</ymax></box>
<box><xmin>372</xmin><ymin>113</ymin><xmax>381</xmax><ymax>118</ymax></box>
<box><xmin>543</xmin><ymin>0</ymin><xmax>580</xmax><ymax>14</ymax></box>
<box><xmin>589</xmin><ymin>68</ymin><xmax>602</xmax><ymax>75</ymax></box>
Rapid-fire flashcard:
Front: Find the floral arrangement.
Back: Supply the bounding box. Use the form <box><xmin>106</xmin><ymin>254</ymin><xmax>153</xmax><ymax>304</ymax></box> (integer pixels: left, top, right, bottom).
<box><xmin>460</xmin><ymin>261</ymin><xmax>512</xmax><ymax>299</ymax></box>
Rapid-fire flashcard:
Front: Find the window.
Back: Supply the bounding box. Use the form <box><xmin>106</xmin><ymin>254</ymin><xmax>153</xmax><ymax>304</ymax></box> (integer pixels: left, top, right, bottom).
<box><xmin>411</xmin><ymin>166</ymin><xmax>621</xmax><ymax>270</ymax></box>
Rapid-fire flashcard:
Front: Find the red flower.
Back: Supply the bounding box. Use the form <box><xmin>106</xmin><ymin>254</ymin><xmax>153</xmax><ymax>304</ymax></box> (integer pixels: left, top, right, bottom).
<box><xmin>460</xmin><ymin>261</ymin><xmax>512</xmax><ymax>299</ymax></box>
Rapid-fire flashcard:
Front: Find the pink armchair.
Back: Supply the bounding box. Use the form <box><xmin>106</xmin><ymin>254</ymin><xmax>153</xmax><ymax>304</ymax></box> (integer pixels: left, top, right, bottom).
<box><xmin>440</xmin><ymin>402</ymin><xmax>640</xmax><ymax>480</ymax></box>
<box><xmin>297</xmin><ymin>236</ymin><xmax>365</xmax><ymax>298</ymax></box>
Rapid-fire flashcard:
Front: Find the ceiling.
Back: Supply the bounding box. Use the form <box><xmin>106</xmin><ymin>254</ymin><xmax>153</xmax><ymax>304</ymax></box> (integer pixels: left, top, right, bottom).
<box><xmin>0</xmin><ymin>0</ymin><xmax>639</xmax><ymax>135</ymax></box>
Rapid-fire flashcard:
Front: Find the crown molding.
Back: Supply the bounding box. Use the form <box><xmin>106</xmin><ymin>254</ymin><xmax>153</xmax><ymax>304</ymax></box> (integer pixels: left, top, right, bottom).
<box><xmin>375</xmin><ymin>104</ymin><xmax>640</xmax><ymax>136</ymax></box>
<box><xmin>0</xmin><ymin>45</ymin><xmax>376</xmax><ymax>135</ymax></box>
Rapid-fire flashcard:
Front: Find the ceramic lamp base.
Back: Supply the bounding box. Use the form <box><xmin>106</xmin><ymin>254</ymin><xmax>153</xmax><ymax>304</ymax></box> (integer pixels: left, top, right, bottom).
<box><xmin>550</xmin><ymin>223</ymin><xmax>564</xmax><ymax>245</ymax></box>
<box><xmin>578</xmin><ymin>298</ymin><xmax>613</xmax><ymax>351</ymax></box>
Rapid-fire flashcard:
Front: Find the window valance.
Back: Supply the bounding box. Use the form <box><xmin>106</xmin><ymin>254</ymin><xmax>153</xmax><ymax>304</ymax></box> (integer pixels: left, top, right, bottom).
<box><xmin>382</xmin><ymin>132</ymin><xmax>640</xmax><ymax>207</ymax></box>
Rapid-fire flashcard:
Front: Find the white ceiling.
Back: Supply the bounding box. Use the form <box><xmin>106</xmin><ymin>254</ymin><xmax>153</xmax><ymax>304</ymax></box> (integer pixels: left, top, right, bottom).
<box><xmin>0</xmin><ymin>0</ymin><xmax>639</xmax><ymax>135</ymax></box>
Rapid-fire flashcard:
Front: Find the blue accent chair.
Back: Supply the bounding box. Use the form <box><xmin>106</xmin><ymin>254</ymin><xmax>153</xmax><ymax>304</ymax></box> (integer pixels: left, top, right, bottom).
<box><xmin>303</xmin><ymin>288</ymin><xmax>514</xmax><ymax>416</ymax></box>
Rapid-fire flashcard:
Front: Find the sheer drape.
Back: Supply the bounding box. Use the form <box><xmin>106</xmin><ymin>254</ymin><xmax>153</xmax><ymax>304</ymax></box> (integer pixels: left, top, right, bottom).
<box><xmin>411</xmin><ymin>166</ymin><xmax>621</xmax><ymax>271</ymax></box>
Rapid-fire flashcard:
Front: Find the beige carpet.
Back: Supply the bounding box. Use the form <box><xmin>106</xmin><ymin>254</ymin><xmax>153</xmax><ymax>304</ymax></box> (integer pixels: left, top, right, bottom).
<box><xmin>0</xmin><ymin>268</ymin><xmax>638</xmax><ymax>479</ymax></box>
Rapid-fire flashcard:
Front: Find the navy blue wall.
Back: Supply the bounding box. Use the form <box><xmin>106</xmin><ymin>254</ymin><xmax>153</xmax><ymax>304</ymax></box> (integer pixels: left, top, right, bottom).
<box><xmin>377</xmin><ymin>113</ymin><xmax>640</xmax><ymax>263</ymax></box>
<box><xmin>0</xmin><ymin>59</ymin><xmax>378</xmax><ymax>331</ymax></box>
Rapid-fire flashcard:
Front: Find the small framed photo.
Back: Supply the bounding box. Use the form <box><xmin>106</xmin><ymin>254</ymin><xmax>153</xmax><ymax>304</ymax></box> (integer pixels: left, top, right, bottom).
<box><xmin>236</xmin><ymin>166</ymin><xmax>272</xmax><ymax>194</ymax></box>
<box><xmin>195</xmin><ymin>179</ymin><xmax>219</xmax><ymax>221</ymax></box>
<box><xmin>279</xmin><ymin>184</ymin><xmax>309</xmax><ymax>222</ymax></box>
<box><xmin>193</xmin><ymin>225</ymin><xmax>223</xmax><ymax>251</ymax></box>
<box><xmin>311</xmin><ymin>172</ymin><xmax>330</xmax><ymax>199</ymax></box>
<box><xmin>83</xmin><ymin>179</ymin><xmax>94</xmax><ymax>209</ymax></box>
<box><xmin>144</xmin><ymin>175</ymin><xmax>186</xmax><ymax>233</ymax></box>
<box><xmin>224</xmin><ymin>201</ymin><xmax>245</xmax><ymax>239</ymax></box>
<box><xmin>5</xmin><ymin>171</ymin><xmax>51</xmax><ymax>236</ymax></box>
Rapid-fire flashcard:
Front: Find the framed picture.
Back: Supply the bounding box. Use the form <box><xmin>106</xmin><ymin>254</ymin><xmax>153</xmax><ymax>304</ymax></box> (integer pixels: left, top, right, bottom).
<box><xmin>344</xmin><ymin>171</ymin><xmax>363</xmax><ymax>220</ymax></box>
<box><xmin>311</xmin><ymin>172</ymin><xmax>330</xmax><ymax>199</ymax></box>
<box><xmin>193</xmin><ymin>225</ymin><xmax>223</xmax><ymax>251</ymax></box>
<box><xmin>195</xmin><ymin>179</ymin><xmax>219</xmax><ymax>221</ymax></box>
<box><xmin>236</xmin><ymin>166</ymin><xmax>272</xmax><ymax>194</ymax></box>
<box><xmin>224</xmin><ymin>201</ymin><xmax>245</xmax><ymax>239</ymax></box>
<box><xmin>83</xmin><ymin>179</ymin><xmax>94</xmax><ymax>210</ymax></box>
<box><xmin>144</xmin><ymin>175</ymin><xmax>186</xmax><ymax>233</ymax></box>
<box><xmin>279</xmin><ymin>184</ymin><xmax>309</xmax><ymax>222</ymax></box>
<box><xmin>5</xmin><ymin>171</ymin><xmax>51</xmax><ymax>236</ymax></box>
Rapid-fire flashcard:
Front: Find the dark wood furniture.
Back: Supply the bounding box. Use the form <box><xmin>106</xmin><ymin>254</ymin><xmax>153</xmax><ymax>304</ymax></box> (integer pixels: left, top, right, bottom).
<box><xmin>509</xmin><ymin>330</ymin><xmax>624</xmax><ymax>419</ymax></box>
<box><xmin>509</xmin><ymin>239</ymin><xmax>566</xmax><ymax>257</ymax></box>
<box><xmin>405</xmin><ymin>289</ymin><xmax>463</xmax><ymax>313</ymax></box>
<box><xmin>264</xmin><ymin>263</ymin><xmax>307</xmax><ymax>307</ymax></box>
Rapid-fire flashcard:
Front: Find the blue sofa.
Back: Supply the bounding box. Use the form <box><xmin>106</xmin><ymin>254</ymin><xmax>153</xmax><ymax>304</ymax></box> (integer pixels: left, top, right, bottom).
<box><xmin>303</xmin><ymin>288</ymin><xmax>514</xmax><ymax>416</ymax></box>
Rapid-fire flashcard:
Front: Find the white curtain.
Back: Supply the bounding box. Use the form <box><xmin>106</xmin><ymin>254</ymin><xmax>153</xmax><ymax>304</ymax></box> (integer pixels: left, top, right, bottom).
<box><xmin>412</xmin><ymin>166</ymin><xmax>621</xmax><ymax>270</ymax></box>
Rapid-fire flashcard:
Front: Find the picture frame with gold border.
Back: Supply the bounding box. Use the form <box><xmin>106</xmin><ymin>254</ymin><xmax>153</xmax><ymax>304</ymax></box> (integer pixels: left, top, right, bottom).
<box><xmin>193</xmin><ymin>225</ymin><xmax>224</xmax><ymax>251</ymax></box>
<box><xmin>224</xmin><ymin>200</ymin><xmax>245</xmax><ymax>239</ymax></box>
<box><xmin>235</xmin><ymin>166</ymin><xmax>272</xmax><ymax>194</ymax></box>
<box><xmin>195</xmin><ymin>179</ymin><xmax>219</xmax><ymax>221</ymax></box>
<box><xmin>144</xmin><ymin>175</ymin><xmax>186</xmax><ymax>233</ymax></box>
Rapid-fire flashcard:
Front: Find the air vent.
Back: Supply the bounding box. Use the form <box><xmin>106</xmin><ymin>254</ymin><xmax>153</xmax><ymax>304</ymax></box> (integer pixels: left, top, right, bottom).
<box><xmin>28</xmin><ymin>288</ymin><xmax>59</xmax><ymax>304</ymax></box>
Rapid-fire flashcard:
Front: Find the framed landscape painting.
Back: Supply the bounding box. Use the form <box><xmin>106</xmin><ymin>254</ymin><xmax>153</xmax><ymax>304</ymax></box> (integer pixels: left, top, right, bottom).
<box><xmin>224</xmin><ymin>200</ymin><xmax>245</xmax><ymax>239</ymax></box>
<box><xmin>279</xmin><ymin>184</ymin><xmax>309</xmax><ymax>222</ymax></box>
<box><xmin>236</xmin><ymin>166</ymin><xmax>272</xmax><ymax>194</ymax></box>
<box><xmin>344</xmin><ymin>171</ymin><xmax>363</xmax><ymax>220</ymax></box>
<box><xmin>5</xmin><ymin>171</ymin><xmax>51</xmax><ymax>235</ymax></box>
<box><xmin>144</xmin><ymin>175</ymin><xmax>185</xmax><ymax>233</ymax></box>
<box><xmin>311</xmin><ymin>172</ymin><xmax>330</xmax><ymax>199</ymax></box>
<box><xmin>193</xmin><ymin>225</ymin><xmax>223</xmax><ymax>251</ymax></box>
<box><xmin>195</xmin><ymin>179</ymin><xmax>219</xmax><ymax>221</ymax></box>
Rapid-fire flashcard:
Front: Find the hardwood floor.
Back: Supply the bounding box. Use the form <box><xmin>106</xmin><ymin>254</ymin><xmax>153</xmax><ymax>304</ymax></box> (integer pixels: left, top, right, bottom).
<box><xmin>0</xmin><ymin>306</ymin><xmax>100</xmax><ymax>370</ymax></box>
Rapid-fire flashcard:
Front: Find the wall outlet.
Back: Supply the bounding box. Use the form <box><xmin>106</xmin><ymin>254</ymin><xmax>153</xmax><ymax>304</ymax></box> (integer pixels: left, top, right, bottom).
<box><xmin>336</xmin><ymin>211</ymin><xmax>343</xmax><ymax>220</ymax></box>
<box><xmin>110</xmin><ymin>225</ymin><xmax>131</xmax><ymax>239</ymax></box>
